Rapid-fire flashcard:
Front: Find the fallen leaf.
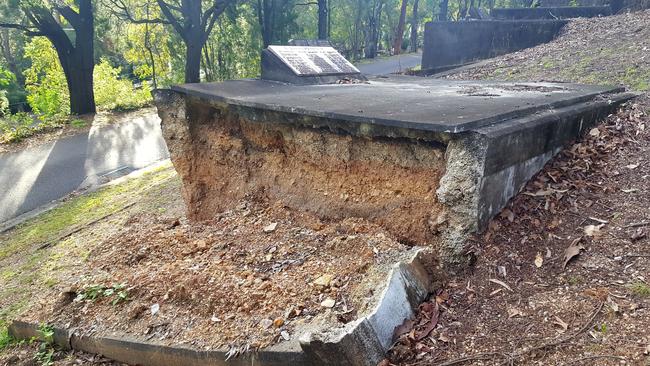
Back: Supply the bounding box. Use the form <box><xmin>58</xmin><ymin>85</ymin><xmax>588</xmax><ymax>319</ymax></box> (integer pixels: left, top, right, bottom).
<box><xmin>507</xmin><ymin>307</ymin><xmax>525</xmax><ymax>318</ymax></box>
<box><xmin>489</xmin><ymin>278</ymin><xmax>513</xmax><ymax>292</ymax></box>
<box><xmin>415</xmin><ymin>302</ymin><xmax>440</xmax><ymax>341</ymax></box>
<box><xmin>607</xmin><ymin>296</ymin><xmax>619</xmax><ymax>313</ymax></box>
<box><xmin>320</xmin><ymin>298</ymin><xmax>336</xmax><ymax>308</ymax></box>
<box><xmin>393</xmin><ymin>319</ymin><xmax>414</xmax><ymax>338</ymax></box>
<box><xmin>584</xmin><ymin>224</ymin><xmax>605</xmax><ymax>238</ymax></box>
<box><xmin>631</xmin><ymin>228</ymin><xmax>646</xmax><ymax>241</ymax></box>
<box><xmin>280</xmin><ymin>330</ymin><xmax>291</xmax><ymax>341</ymax></box>
<box><xmin>263</xmin><ymin>222</ymin><xmax>278</xmax><ymax>233</ymax></box>
<box><xmin>563</xmin><ymin>238</ymin><xmax>585</xmax><ymax>269</ymax></box>
<box><xmin>501</xmin><ymin>208</ymin><xmax>515</xmax><ymax>222</ymax></box>
<box><xmin>552</xmin><ymin>316</ymin><xmax>568</xmax><ymax>333</ymax></box>
<box><xmin>534</xmin><ymin>252</ymin><xmax>544</xmax><ymax>268</ymax></box>
<box><xmin>622</xmin><ymin>188</ymin><xmax>638</xmax><ymax>193</ymax></box>
<box><xmin>377</xmin><ymin>359</ymin><xmax>390</xmax><ymax>366</ymax></box>
<box><xmin>626</xmin><ymin>163</ymin><xmax>639</xmax><ymax>170</ymax></box>
<box><xmin>644</xmin><ymin>344</ymin><xmax>650</xmax><ymax>355</ymax></box>
<box><xmin>589</xmin><ymin>128</ymin><xmax>601</xmax><ymax>137</ymax></box>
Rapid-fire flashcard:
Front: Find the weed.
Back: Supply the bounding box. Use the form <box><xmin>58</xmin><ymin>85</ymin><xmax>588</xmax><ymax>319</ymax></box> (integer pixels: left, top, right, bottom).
<box><xmin>76</xmin><ymin>283</ymin><xmax>129</xmax><ymax>305</ymax></box>
<box><xmin>628</xmin><ymin>282</ymin><xmax>650</xmax><ymax>297</ymax></box>
<box><xmin>0</xmin><ymin>326</ymin><xmax>14</xmax><ymax>351</ymax></box>
<box><xmin>34</xmin><ymin>323</ymin><xmax>55</xmax><ymax>366</ymax></box>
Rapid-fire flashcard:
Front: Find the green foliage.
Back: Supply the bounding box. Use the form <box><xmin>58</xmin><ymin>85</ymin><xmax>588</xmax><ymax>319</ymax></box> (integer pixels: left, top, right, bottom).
<box><xmin>76</xmin><ymin>283</ymin><xmax>129</xmax><ymax>305</ymax></box>
<box><xmin>629</xmin><ymin>282</ymin><xmax>650</xmax><ymax>297</ymax></box>
<box><xmin>0</xmin><ymin>326</ymin><xmax>14</xmax><ymax>351</ymax></box>
<box><xmin>35</xmin><ymin>323</ymin><xmax>55</xmax><ymax>366</ymax></box>
<box><xmin>23</xmin><ymin>39</ymin><xmax>151</xmax><ymax>117</ymax></box>
<box><xmin>23</xmin><ymin>38</ymin><xmax>69</xmax><ymax>117</ymax></box>
<box><xmin>0</xmin><ymin>112</ymin><xmax>65</xmax><ymax>143</ymax></box>
<box><xmin>93</xmin><ymin>59</ymin><xmax>151</xmax><ymax>111</ymax></box>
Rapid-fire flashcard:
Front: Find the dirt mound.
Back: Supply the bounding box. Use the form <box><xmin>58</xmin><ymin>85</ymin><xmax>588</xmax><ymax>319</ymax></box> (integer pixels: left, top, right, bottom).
<box><xmin>445</xmin><ymin>10</ymin><xmax>650</xmax><ymax>91</ymax></box>
<box><xmin>23</xmin><ymin>200</ymin><xmax>414</xmax><ymax>351</ymax></box>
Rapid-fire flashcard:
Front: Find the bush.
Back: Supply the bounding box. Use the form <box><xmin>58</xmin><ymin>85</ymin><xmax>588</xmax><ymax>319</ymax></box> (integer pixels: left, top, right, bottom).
<box><xmin>24</xmin><ymin>39</ymin><xmax>151</xmax><ymax>117</ymax></box>
<box><xmin>0</xmin><ymin>112</ymin><xmax>66</xmax><ymax>144</ymax></box>
<box><xmin>93</xmin><ymin>59</ymin><xmax>152</xmax><ymax>111</ymax></box>
<box><xmin>0</xmin><ymin>91</ymin><xmax>8</xmax><ymax>117</ymax></box>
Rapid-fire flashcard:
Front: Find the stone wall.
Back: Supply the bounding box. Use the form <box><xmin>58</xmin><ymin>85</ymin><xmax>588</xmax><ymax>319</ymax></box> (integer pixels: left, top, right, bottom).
<box><xmin>421</xmin><ymin>20</ymin><xmax>567</xmax><ymax>70</ymax></box>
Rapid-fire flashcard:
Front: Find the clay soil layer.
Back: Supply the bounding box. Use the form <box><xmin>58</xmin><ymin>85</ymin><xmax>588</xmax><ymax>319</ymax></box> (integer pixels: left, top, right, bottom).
<box><xmin>165</xmin><ymin>97</ymin><xmax>447</xmax><ymax>246</ymax></box>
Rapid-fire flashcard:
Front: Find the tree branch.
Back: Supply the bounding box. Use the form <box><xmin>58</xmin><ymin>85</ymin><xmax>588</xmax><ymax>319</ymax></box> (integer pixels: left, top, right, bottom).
<box><xmin>157</xmin><ymin>0</ymin><xmax>186</xmax><ymax>39</ymax></box>
<box><xmin>104</xmin><ymin>0</ymin><xmax>170</xmax><ymax>24</ymax></box>
<box><xmin>0</xmin><ymin>22</ymin><xmax>44</xmax><ymax>36</ymax></box>
<box><xmin>54</xmin><ymin>5</ymin><xmax>81</xmax><ymax>30</ymax></box>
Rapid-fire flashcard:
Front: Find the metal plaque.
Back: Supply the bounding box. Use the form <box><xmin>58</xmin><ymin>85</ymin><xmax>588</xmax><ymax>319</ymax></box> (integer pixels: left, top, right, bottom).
<box><xmin>267</xmin><ymin>45</ymin><xmax>360</xmax><ymax>76</ymax></box>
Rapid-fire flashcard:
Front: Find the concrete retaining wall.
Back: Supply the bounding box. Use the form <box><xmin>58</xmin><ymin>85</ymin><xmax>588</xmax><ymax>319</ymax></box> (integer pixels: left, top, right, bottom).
<box><xmin>421</xmin><ymin>20</ymin><xmax>567</xmax><ymax>70</ymax></box>
<box><xmin>490</xmin><ymin>6</ymin><xmax>611</xmax><ymax>19</ymax></box>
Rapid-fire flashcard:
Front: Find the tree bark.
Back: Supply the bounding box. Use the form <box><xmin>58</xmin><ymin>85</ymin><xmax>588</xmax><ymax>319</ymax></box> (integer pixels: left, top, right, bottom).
<box><xmin>438</xmin><ymin>0</ymin><xmax>449</xmax><ymax>20</ymax></box>
<box><xmin>0</xmin><ymin>29</ymin><xmax>25</xmax><ymax>87</ymax></box>
<box><xmin>392</xmin><ymin>0</ymin><xmax>408</xmax><ymax>55</ymax></box>
<box><xmin>317</xmin><ymin>0</ymin><xmax>327</xmax><ymax>39</ymax></box>
<box><xmin>409</xmin><ymin>0</ymin><xmax>419</xmax><ymax>53</ymax></box>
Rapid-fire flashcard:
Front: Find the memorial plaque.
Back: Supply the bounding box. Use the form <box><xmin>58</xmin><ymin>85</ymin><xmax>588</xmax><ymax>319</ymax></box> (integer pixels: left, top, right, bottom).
<box><xmin>267</xmin><ymin>45</ymin><xmax>360</xmax><ymax>77</ymax></box>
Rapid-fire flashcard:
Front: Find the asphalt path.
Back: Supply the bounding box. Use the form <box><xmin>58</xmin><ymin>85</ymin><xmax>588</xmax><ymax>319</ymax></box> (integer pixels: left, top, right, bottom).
<box><xmin>0</xmin><ymin>53</ymin><xmax>422</xmax><ymax>225</ymax></box>
<box><xmin>356</xmin><ymin>52</ymin><xmax>422</xmax><ymax>75</ymax></box>
<box><xmin>0</xmin><ymin>113</ymin><xmax>168</xmax><ymax>224</ymax></box>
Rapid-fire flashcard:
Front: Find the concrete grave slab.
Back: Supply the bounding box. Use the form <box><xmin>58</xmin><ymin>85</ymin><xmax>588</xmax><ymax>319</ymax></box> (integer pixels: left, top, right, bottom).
<box><xmin>155</xmin><ymin>75</ymin><xmax>635</xmax><ymax>266</ymax></box>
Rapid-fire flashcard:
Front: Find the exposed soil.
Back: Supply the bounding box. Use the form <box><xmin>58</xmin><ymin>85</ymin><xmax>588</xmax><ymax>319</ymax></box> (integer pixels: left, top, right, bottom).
<box><xmin>21</xmin><ymin>198</ymin><xmax>414</xmax><ymax>353</ymax></box>
<box><xmin>387</xmin><ymin>94</ymin><xmax>650</xmax><ymax>365</ymax></box>
<box><xmin>444</xmin><ymin>11</ymin><xmax>650</xmax><ymax>91</ymax></box>
<box><xmin>161</xmin><ymin>97</ymin><xmax>447</xmax><ymax>246</ymax></box>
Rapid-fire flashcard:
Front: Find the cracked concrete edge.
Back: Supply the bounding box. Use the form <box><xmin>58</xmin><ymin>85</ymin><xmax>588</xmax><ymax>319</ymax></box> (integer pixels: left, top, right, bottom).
<box><xmin>8</xmin><ymin>249</ymin><xmax>433</xmax><ymax>366</ymax></box>
<box><xmin>0</xmin><ymin>159</ymin><xmax>172</xmax><ymax>234</ymax></box>
<box><xmin>299</xmin><ymin>249</ymin><xmax>433</xmax><ymax>366</ymax></box>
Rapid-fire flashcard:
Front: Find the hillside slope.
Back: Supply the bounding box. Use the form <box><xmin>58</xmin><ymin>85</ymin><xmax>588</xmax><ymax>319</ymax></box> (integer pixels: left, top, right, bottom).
<box><xmin>446</xmin><ymin>10</ymin><xmax>650</xmax><ymax>91</ymax></box>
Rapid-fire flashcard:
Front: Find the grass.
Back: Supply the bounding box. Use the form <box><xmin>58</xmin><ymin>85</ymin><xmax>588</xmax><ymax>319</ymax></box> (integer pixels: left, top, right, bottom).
<box><xmin>628</xmin><ymin>281</ymin><xmax>650</xmax><ymax>297</ymax></box>
<box><xmin>0</xmin><ymin>162</ymin><xmax>181</xmax><ymax>357</ymax></box>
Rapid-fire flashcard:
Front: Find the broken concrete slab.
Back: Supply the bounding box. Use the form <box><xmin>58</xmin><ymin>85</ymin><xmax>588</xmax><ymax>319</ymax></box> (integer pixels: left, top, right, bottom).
<box><xmin>153</xmin><ymin>76</ymin><xmax>635</xmax><ymax>268</ymax></box>
<box><xmin>9</xmin><ymin>250</ymin><xmax>432</xmax><ymax>366</ymax></box>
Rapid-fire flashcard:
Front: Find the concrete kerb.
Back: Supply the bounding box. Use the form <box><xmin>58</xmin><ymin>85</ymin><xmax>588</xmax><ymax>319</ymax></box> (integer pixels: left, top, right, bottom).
<box><xmin>9</xmin><ymin>249</ymin><xmax>434</xmax><ymax>366</ymax></box>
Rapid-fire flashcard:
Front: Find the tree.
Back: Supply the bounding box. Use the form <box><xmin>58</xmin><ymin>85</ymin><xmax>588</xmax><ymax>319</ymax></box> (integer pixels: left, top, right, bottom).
<box><xmin>438</xmin><ymin>0</ymin><xmax>449</xmax><ymax>20</ymax></box>
<box><xmin>1</xmin><ymin>0</ymin><xmax>96</xmax><ymax>114</ymax></box>
<box><xmin>317</xmin><ymin>0</ymin><xmax>327</xmax><ymax>39</ymax></box>
<box><xmin>392</xmin><ymin>0</ymin><xmax>408</xmax><ymax>55</ymax></box>
<box><xmin>108</xmin><ymin>0</ymin><xmax>237</xmax><ymax>83</ymax></box>
<box><xmin>409</xmin><ymin>0</ymin><xmax>419</xmax><ymax>52</ymax></box>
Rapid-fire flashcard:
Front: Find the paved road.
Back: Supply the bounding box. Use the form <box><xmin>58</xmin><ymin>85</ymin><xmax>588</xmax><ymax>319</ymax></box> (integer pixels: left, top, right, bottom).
<box><xmin>0</xmin><ymin>112</ymin><xmax>168</xmax><ymax>224</ymax></box>
<box><xmin>356</xmin><ymin>52</ymin><xmax>422</xmax><ymax>75</ymax></box>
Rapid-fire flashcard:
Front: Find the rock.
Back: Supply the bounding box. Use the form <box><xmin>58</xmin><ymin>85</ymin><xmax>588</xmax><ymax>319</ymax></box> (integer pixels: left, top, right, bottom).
<box><xmin>320</xmin><ymin>298</ymin><xmax>336</xmax><ymax>308</ymax></box>
<box><xmin>273</xmin><ymin>317</ymin><xmax>284</xmax><ymax>328</ymax></box>
<box><xmin>280</xmin><ymin>330</ymin><xmax>291</xmax><ymax>341</ymax></box>
<box><xmin>313</xmin><ymin>274</ymin><xmax>334</xmax><ymax>287</ymax></box>
<box><xmin>151</xmin><ymin>303</ymin><xmax>160</xmax><ymax>316</ymax></box>
<box><xmin>263</xmin><ymin>223</ymin><xmax>278</xmax><ymax>233</ymax></box>
<box><xmin>195</xmin><ymin>239</ymin><xmax>208</xmax><ymax>251</ymax></box>
<box><xmin>260</xmin><ymin>319</ymin><xmax>273</xmax><ymax>329</ymax></box>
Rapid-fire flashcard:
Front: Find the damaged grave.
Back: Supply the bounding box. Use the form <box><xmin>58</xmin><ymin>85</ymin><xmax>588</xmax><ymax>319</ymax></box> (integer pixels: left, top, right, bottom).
<box><xmin>7</xmin><ymin>46</ymin><xmax>637</xmax><ymax>366</ymax></box>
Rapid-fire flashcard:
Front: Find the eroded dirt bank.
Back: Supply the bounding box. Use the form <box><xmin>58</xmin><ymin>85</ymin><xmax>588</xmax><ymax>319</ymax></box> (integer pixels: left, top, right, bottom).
<box><xmin>159</xmin><ymin>95</ymin><xmax>448</xmax><ymax>246</ymax></box>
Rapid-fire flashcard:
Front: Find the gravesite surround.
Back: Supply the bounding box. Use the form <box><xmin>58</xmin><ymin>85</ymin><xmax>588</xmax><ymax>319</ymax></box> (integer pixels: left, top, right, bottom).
<box><xmin>9</xmin><ymin>46</ymin><xmax>637</xmax><ymax>366</ymax></box>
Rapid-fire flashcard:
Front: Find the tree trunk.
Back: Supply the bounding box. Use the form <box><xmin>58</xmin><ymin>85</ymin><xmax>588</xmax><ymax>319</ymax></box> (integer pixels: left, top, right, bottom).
<box><xmin>438</xmin><ymin>0</ymin><xmax>449</xmax><ymax>20</ymax></box>
<box><xmin>185</xmin><ymin>42</ymin><xmax>202</xmax><ymax>83</ymax></box>
<box><xmin>409</xmin><ymin>0</ymin><xmax>419</xmax><ymax>53</ymax></box>
<box><xmin>392</xmin><ymin>0</ymin><xmax>408</xmax><ymax>55</ymax></box>
<box><xmin>0</xmin><ymin>29</ymin><xmax>25</xmax><ymax>87</ymax></box>
<box><xmin>50</xmin><ymin>0</ymin><xmax>96</xmax><ymax>115</ymax></box>
<box><xmin>317</xmin><ymin>0</ymin><xmax>327</xmax><ymax>40</ymax></box>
